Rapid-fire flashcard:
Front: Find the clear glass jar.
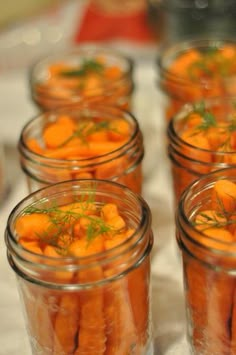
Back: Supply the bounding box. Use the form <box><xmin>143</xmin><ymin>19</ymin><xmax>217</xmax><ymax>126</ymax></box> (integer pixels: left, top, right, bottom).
<box><xmin>157</xmin><ymin>38</ymin><xmax>236</xmax><ymax>121</ymax></box>
<box><xmin>18</xmin><ymin>104</ymin><xmax>144</xmax><ymax>194</ymax></box>
<box><xmin>167</xmin><ymin>97</ymin><xmax>236</xmax><ymax>207</ymax></box>
<box><xmin>5</xmin><ymin>179</ymin><xmax>154</xmax><ymax>355</ymax></box>
<box><xmin>176</xmin><ymin>167</ymin><xmax>236</xmax><ymax>355</ymax></box>
<box><xmin>29</xmin><ymin>46</ymin><xmax>134</xmax><ymax>111</ymax></box>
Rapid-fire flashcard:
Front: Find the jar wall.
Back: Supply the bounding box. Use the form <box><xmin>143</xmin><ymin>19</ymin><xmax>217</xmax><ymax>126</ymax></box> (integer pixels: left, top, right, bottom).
<box><xmin>5</xmin><ymin>179</ymin><xmax>153</xmax><ymax>355</ymax></box>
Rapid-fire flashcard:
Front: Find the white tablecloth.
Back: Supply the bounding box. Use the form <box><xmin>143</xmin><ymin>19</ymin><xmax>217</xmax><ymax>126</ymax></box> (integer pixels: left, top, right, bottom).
<box><xmin>0</xmin><ymin>2</ymin><xmax>190</xmax><ymax>354</ymax></box>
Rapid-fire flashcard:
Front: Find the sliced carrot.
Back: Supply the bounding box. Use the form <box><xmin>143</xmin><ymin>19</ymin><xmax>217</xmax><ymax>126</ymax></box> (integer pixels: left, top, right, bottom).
<box><xmin>15</xmin><ymin>213</ymin><xmax>56</xmax><ymax>241</ymax></box>
<box><xmin>104</xmin><ymin>66</ymin><xmax>122</xmax><ymax>79</ymax></box>
<box><xmin>43</xmin><ymin>122</ymin><xmax>75</xmax><ymax>149</ymax></box>
<box><xmin>211</xmin><ymin>179</ymin><xmax>236</xmax><ymax>214</ymax></box>
<box><xmin>101</xmin><ymin>203</ymin><xmax>119</xmax><ymax>222</ymax></box>
<box><xmin>68</xmin><ymin>236</ymin><xmax>105</xmax><ymax>258</ymax></box>
<box><xmin>108</xmin><ymin>119</ymin><xmax>130</xmax><ymax>141</ymax></box>
<box><xmin>19</xmin><ymin>237</ymin><xmax>43</xmax><ymax>254</ymax></box>
<box><xmin>44</xmin><ymin>141</ymin><xmax>124</xmax><ymax>159</ymax></box>
<box><xmin>26</xmin><ymin>138</ymin><xmax>44</xmax><ymax>155</ymax></box>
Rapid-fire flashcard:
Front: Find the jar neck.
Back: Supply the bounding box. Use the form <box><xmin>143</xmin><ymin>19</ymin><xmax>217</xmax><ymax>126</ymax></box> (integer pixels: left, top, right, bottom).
<box><xmin>5</xmin><ymin>179</ymin><xmax>152</xmax><ymax>289</ymax></box>
<box><xmin>177</xmin><ymin>170</ymin><xmax>236</xmax><ymax>271</ymax></box>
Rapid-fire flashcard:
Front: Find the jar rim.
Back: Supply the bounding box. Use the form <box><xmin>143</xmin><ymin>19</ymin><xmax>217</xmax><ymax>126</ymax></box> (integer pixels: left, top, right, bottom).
<box><xmin>29</xmin><ymin>45</ymin><xmax>134</xmax><ymax>101</ymax></box>
<box><xmin>19</xmin><ymin>103</ymin><xmax>142</xmax><ymax>166</ymax></box>
<box><xmin>168</xmin><ymin>97</ymin><xmax>236</xmax><ymax>158</ymax></box>
<box><xmin>157</xmin><ymin>37</ymin><xmax>236</xmax><ymax>86</ymax></box>
<box><xmin>177</xmin><ymin>167</ymin><xmax>236</xmax><ymax>262</ymax></box>
<box><xmin>5</xmin><ymin>178</ymin><xmax>152</xmax><ymax>287</ymax></box>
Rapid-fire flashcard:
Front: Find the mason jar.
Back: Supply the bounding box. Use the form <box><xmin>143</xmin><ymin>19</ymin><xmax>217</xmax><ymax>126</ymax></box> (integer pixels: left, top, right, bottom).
<box><xmin>18</xmin><ymin>104</ymin><xmax>144</xmax><ymax>194</ymax></box>
<box><xmin>5</xmin><ymin>178</ymin><xmax>154</xmax><ymax>355</ymax></box>
<box><xmin>157</xmin><ymin>38</ymin><xmax>236</xmax><ymax>121</ymax></box>
<box><xmin>167</xmin><ymin>96</ymin><xmax>236</xmax><ymax>207</ymax></box>
<box><xmin>176</xmin><ymin>167</ymin><xmax>236</xmax><ymax>354</ymax></box>
<box><xmin>29</xmin><ymin>46</ymin><xmax>134</xmax><ymax>111</ymax></box>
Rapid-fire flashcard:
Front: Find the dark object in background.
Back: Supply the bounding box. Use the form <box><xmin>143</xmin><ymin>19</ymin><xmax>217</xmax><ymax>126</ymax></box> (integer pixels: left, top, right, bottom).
<box><xmin>147</xmin><ymin>0</ymin><xmax>236</xmax><ymax>43</ymax></box>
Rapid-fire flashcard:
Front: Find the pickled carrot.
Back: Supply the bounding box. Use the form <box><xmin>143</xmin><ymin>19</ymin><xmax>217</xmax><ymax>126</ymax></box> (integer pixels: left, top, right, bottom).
<box><xmin>15</xmin><ymin>213</ymin><xmax>56</xmax><ymax>241</ymax></box>
<box><xmin>103</xmin><ymin>271</ymin><xmax>140</xmax><ymax>355</ymax></box>
<box><xmin>127</xmin><ymin>258</ymin><xmax>150</xmax><ymax>347</ymax></box>
<box><xmin>211</xmin><ymin>179</ymin><xmax>236</xmax><ymax>214</ymax></box>
<box><xmin>15</xmin><ymin>197</ymin><xmax>148</xmax><ymax>354</ymax></box>
<box><xmin>205</xmin><ymin>273</ymin><xmax>234</xmax><ymax>355</ymax></box>
<box><xmin>53</xmin><ymin>293</ymin><xmax>80</xmax><ymax>354</ymax></box>
<box><xmin>43</xmin><ymin>121</ymin><xmax>75</xmax><ymax>149</ymax></box>
<box><xmin>44</xmin><ymin>141</ymin><xmax>124</xmax><ymax>159</ymax></box>
<box><xmin>26</xmin><ymin>138</ymin><xmax>44</xmax><ymax>155</ymax></box>
<box><xmin>74</xmin><ymin>267</ymin><xmax>106</xmax><ymax>355</ymax></box>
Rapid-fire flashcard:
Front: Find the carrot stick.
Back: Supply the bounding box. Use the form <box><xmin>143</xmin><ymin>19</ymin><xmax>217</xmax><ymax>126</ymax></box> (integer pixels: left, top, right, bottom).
<box><xmin>103</xmin><ymin>229</ymin><xmax>141</xmax><ymax>355</ymax></box>
<box><xmin>205</xmin><ymin>272</ymin><xmax>234</xmax><ymax>355</ymax></box>
<box><xmin>74</xmin><ymin>273</ymin><xmax>106</xmax><ymax>355</ymax></box>
<box><xmin>184</xmin><ymin>254</ymin><xmax>209</xmax><ymax>353</ymax></box>
<box><xmin>230</xmin><ymin>286</ymin><xmax>236</xmax><ymax>354</ymax></box>
<box><xmin>127</xmin><ymin>257</ymin><xmax>150</xmax><ymax>347</ymax></box>
<box><xmin>103</xmin><ymin>271</ymin><xmax>141</xmax><ymax>355</ymax></box>
<box><xmin>53</xmin><ymin>293</ymin><xmax>80</xmax><ymax>355</ymax></box>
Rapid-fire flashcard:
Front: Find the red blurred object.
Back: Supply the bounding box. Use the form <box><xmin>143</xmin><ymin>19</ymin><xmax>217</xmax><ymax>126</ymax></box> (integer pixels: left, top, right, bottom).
<box><xmin>74</xmin><ymin>1</ymin><xmax>155</xmax><ymax>43</ymax></box>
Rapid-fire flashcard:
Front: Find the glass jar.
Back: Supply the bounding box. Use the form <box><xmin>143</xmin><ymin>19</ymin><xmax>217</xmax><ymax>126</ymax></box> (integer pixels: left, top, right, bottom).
<box><xmin>167</xmin><ymin>97</ymin><xmax>236</xmax><ymax>207</ymax></box>
<box><xmin>18</xmin><ymin>104</ymin><xmax>144</xmax><ymax>194</ymax></box>
<box><xmin>157</xmin><ymin>38</ymin><xmax>236</xmax><ymax>121</ymax></box>
<box><xmin>29</xmin><ymin>46</ymin><xmax>134</xmax><ymax>111</ymax></box>
<box><xmin>5</xmin><ymin>179</ymin><xmax>154</xmax><ymax>355</ymax></box>
<box><xmin>176</xmin><ymin>167</ymin><xmax>236</xmax><ymax>355</ymax></box>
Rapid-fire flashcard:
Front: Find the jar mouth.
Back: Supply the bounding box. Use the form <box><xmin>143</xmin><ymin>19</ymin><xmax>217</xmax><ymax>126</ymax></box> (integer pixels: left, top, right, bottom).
<box><xmin>168</xmin><ymin>97</ymin><xmax>236</xmax><ymax>161</ymax></box>
<box><xmin>157</xmin><ymin>38</ymin><xmax>236</xmax><ymax>87</ymax></box>
<box><xmin>29</xmin><ymin>45</ymin><xmax>134</xmax><ymax>101</ymax></box>
<box><xmin>19</xmin><ymin>104</ymin><xmax>142</xmax><ymax>167</ymax></box>
<box><xmin>5</xmin><ymin>179</ymin><xmax>152</xmax><ymax>287</ymax></box>
<box><xmin>177</xmin><ymin>167</ymin><xmax>236</xmax><ymax>266</ymax></box>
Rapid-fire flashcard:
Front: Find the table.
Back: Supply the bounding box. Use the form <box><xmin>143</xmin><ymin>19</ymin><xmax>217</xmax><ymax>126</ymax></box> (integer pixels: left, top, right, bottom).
<box><xmin>0</xmin><ymin>2</ymin><xmax>190</xmax><ymax>354</ymax></box>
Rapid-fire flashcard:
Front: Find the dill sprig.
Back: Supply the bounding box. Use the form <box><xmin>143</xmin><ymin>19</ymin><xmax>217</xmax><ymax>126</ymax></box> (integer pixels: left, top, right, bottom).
<box><xmin>192</xmin><ymin>101</ymin><xmax>217</xmax><ymax>131</ymax></box>
<box><xmin>22</xmin><ymin>197</ymin><xmax>115</xmax><ymax>250</ymax></box>
<box><xmin>58</xmin><ymin>120</ymin><xmax>110</xmax><ymax>147</ymax></box>
<box><xmin>59</xmin><ymin>59</ymin><xmax>105</xmax><ymax>77</ymax></box>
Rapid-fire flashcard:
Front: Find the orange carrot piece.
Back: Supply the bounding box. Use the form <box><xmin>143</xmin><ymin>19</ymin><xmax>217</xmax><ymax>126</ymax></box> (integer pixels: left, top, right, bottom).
<box><xmin>108</xmin><ymin>119</ymin><xmax>130</xmax><ymax>141</ymax></box>
<box><xmin>205</xmin><ymin>272</ymin><xmax>234</xmax><ymax>355</ymax></box>
<box><xmin>230</xmin><ymin>286</ymin><xmax>236</xmax><ymax>353</ymax></box>
<box><xmin>211</xmin><ymin>179</ymin><xmax>236</xmax><ymax>214</ymax></box>
<box><xmin>26</xmin><ymin>138</ymin><xmax>44</xmax><ymax>155</ymax></box>
<box><xmin>101</xmin><ymin>203</ymin><xmax>119</xmax><ymax>222</ymax></box>
<box><xmin>103</xmin><ymin>271</ymin><xmax>140</xmax><ymax>355</ymax></box>
<box><xmin>68</xmin><ymin>237</ymin><xmax>104</xmax><ymax>258</ymax></box>
<box><xmin>74</xmin><ymin>270</ymin><xmax>106</xmax><ymax>355</ymax></box>
<box><xmin>15</xmin><ymin>213</ymin><xmax>55</xmax><ymax>241</ymax></box>
<box><xmin>53</xmin><ymin>293</ymin><xmax>80</xmax><ymax>355</ymax></box>
<box><xmin>127</xmin><ymin>257</ymin><xmax>150</xmax><ymax>347</ymax></box>
<box><xmin>44</xmin><ymin>141</ymin><xmax>124</xmax><ymax>159</ymax></box>
<box><xmin>43</xmin><ymin>122</ymin><xmax>75</xmax><ymax>149</ymax></box>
